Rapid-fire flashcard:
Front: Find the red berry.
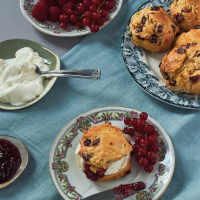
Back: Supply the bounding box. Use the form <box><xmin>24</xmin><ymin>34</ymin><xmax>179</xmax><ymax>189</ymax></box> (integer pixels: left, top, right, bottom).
<box><xmin>133</xmin><ymin>144</ymin><xmax>140</xmax><ymax>153</ymax></box>
<box><xmin>85</xmin><ymin>11</ymin><xmax>93</xmax><ymax>19</ymax></box>
<box><xmin>75</xmin><ymin>20</ymin><xmax>83</xmax><ymax>28</ymax></box>
<box><xmin>89</xmin><ymin>5</ymin><xmax>97</xmax><ymax>12</ymax></box>
<box><xmin>92</xmin><ymin>0</ymin><xmax>101</xmax><ymax>6</ymax></box>
<box><xmin>62</xmin><ymin>2</ymin><xmax>76</xmax><ymax>14</ymax></box>
<box><xmin>58</xmin><ymin>0</ymin><xmax>67</xmax><ymax>8</ymax></box>
<box><xmin>144</xmin><ymin>165</ymin><xmax>153</xmax><ymax>173</ymax></box>
<box><xmin>67</xmin><ymin>8</ymin><xmax>74</xmax><ymax>15</ymax></box>
<box><xmin>148</xmin><ymin>145</ymin><xmax>159</xmax><ymax>153</ymax></box>
<box><xmin>82</xmin><ymin>17</ymin><xmax>92</xmax><ymax>26</ymax></box>
<box><xmin>59</xmin><ymin>14</ymin><xmax>69</xmax><ymax>22</ymax></box>
<box><xmin>92</xmin><ymin>12</ymin><xmax>102</xmax><ymax>21</ymax></box>
<box><xmin>105</xmin><ymin>1</ymin><xmax>114</xmax><ymax>10</ymax></box>
<box><xmin>138</xmin><ymin>157</ymin><xmax>148</xmax><ymax>167</ymax></box>
<box><xmin>140</xmin><ymin>112</ymin><xmax>148</xmax><ymax>120</ymax></box>
<box><xmin>70</xmin><ymin>14</ymin><xmax>78</xmax><ymax>24</ymax></box>
<box><xmin>74</xmin><ymin>10</ymin><xmax>82</xmax><ymax>17</ymax></box>
<box><xmin>127</xmin><ymin>128</ymin><xmax>134</xmax><ymax>136</ymax></box>
<box><xmin>83</xmin><ymin>0</ymin><xmax>91</xmax><ymax>7</ymax></box>
<box><xmin>124</xmin><ymin>117</ymin><xmax>131</xmax><ymax>126</ymax></box>
<box><xmin>136</xmin><ymin>119</ymin><xmax>145</xmax><ymax>128</ymax></box>
<box><xmin>140</xmin><ymin>139</ymin><xmax>149</xmax><ymax>147</ymax></box>
<box><xmin>130</xmin><ymin>118</ymin><xmax>137</xmax><ymax>127</ymax></box>
<box><xmin>145</xmin><ymin>125</ymin><xmax>155</xmax><ymax>134</ymax></box>
<box><xmin>152</xmin><ymin>130</ymin><xmax>159</xmax><ymax>138</ymax></box>
<box><xmin>137</xmin><ymin>127</ymin><xmax>145</xmax><ymax>135</ymax></box>
<box><xmin>147</xmin><ymin>151</ymin><xmax>156</xmax><ymax>160</ymax></box>
<box><xmin>32</xmin><ymin>2</ymin><xmax>48</xmax><ymax>22</ymax></box>
<box><xmin>148</xmin><ymin>135</ymin><xmax>157</xmax><ymax>145</ymax></box>
<box><xmin>60</xmin><ymin>22</ymin><xmax>68</xmax><ymax>29</ymax></box>
<box><xmin>135</xmin><ymin>136</ymin><xmax>142</xmax><ymax>144</ymax></box>
<box><xmin>96</xmin><ymin>18</ymin><xmax>104</xmax><ymax>26</ymax></box>
<box><xmin>48</xmin><ymin>6</ymin><xmax>61</xmax><ymax>22</ymax></box>
<box><xmin>78</xmin><ymin>5</ymin><xmax>86</xmax><ymax>14</ymax></box>
<box><xmin>99</xmin><ymin>9</ymin><xmax>108</xmax><ymax>18</ymax></box>
<box><xmin>90</xmin><ymin>24</ymin><xmax>99</xmax><ymax>33</ymax></box>
<box><xmin>137</xmin><ymin>147</ymin><xmax>147</xmax><ymax>156</ymax></box>
<box><xmin>149</xmin><ymin>157</ymin><xmax>156</xmax><ymax>165</ymax></box>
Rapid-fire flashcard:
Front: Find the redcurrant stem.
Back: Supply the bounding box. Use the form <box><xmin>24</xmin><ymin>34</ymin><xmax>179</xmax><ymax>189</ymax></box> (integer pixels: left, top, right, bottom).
<box><xmin>97</xmin><ymin>0</ymin><xmax>106</xmax><ymax>12</ymax></box>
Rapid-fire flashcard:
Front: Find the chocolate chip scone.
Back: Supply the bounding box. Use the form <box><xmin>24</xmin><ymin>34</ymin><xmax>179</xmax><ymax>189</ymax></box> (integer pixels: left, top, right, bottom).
<box><xmin>174</xmin><ymin>28</ymin><xmax>200</xmax><ymax>47</ymax></box>
<box><xmin>129</xmin><ymin>6</ymin><xmax>179</xmax><ymax>53</ymax></box>
<box><xmin>170</xmin><ymin>0</ymin><xmax>200</xmax><ymax>32</ymax></box>
<box><xmin>160</xmin><ymin>42</ymin><xmax>200</xmax><ymax>94</ymax></box>
<box><xmin>75</xmin><ymin>123</ymin><xmax>133</xmax><ymax>182</ymax></box>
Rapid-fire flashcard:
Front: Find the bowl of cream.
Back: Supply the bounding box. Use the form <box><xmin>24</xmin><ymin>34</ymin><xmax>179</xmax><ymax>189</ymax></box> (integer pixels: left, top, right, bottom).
<box><xmin>0</xmin><ymin>39</ymin><xmax>60</xmax><ymax>110</ymax></box>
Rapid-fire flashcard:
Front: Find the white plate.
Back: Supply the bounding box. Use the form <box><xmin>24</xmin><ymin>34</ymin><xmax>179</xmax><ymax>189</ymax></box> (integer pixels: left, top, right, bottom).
<box><xmin>20</xmin><ymin>0</ymin><xmax>123</xmax><ymax>37</ymax></box>
<box><xmin>49</xmin><ymin>106</ymin><xmax>175</xmax><ymax>200</ymax></box>
<box><xmin>121</xmin><ymin>0</ymin><xmax>200</xmax><ymax>109</ymax></box>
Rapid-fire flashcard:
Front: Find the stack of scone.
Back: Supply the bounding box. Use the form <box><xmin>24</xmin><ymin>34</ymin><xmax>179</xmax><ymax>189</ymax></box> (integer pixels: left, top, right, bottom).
<box><xmin>75</xmin><ymin>123</ymin><xmax>133</xmax><ymax>182</ymax></box>
<box><xmin>130</xmin><ymin>0</ymin><xmax>200</xmax><ymax>94</ymax></box>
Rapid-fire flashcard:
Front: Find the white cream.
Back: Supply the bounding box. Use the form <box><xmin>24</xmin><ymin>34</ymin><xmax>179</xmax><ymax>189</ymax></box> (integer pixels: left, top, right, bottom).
<box><xmin>75</xmin><ymin>143</ymin><xmax>129</xmax><ymax>175</ymax></box>
<box><xmin>0</xmin><ymin>47</ymin><xmax>49</xmax><ymax>105</ymax></box>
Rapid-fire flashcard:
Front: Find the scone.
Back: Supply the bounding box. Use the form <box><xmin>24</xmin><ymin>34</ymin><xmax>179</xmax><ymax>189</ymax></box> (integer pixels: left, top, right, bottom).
<box><xmin>174</xmin><ymin>28</ymin><xmax>200</xmax><ymax>47</ymax></box>
<box><xmin>160</xmin><ymin>42</ymin><xmax>200</xmax><ymax>94</ymax></box>
<box><xmin>129</xmin><ymin>6</ymin><xmax>179</xmax><ymax>53</ymax></box>
<box><xmin>75</xmin><ymin>123</ymin><xmax>133</xmax><ymax>182</ymax></box>
<box><xmin>170</xmin><ymin>0</ymin><xmax>200</xmax><ymax>32</ymax></box>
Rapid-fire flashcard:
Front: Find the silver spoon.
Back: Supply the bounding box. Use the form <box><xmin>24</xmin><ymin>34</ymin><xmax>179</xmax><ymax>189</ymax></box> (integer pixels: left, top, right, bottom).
<box><xmin>34</xmin><ymin>64</ymin><xmax>101</xmax><ymax>79</ymax></box>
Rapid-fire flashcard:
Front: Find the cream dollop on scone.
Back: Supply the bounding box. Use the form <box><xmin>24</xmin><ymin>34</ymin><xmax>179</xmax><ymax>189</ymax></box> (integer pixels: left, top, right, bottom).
<box><xmin>174</xmin><ymin>28</ymin><xmax>200</xmax><ymax>47</ymax></box>
<box><xmin>75</xmin><ymin>123</ymin><xmax>133</xmax><ymax>182</ymax></box>
<box><xmin>160</xmin><ymin>42</ymin><xmax>200</xmax><ymax>94</ymax></box>
<box><xmin>170</xmin><ymin>0</ymin><xmax>200</xmax><ymax>32</ymax></box>
<box><xmin>129</xmin><ymin>6</ymin><xmax>179</xmax><ymax>53</ymax></box>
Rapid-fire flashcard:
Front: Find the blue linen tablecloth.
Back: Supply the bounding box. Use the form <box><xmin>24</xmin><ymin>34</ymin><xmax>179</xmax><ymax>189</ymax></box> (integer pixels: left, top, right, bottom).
<box><xmin>1</xmin><ymin>0</ymin><xmax>200</xmax><ymax>199</ymax></box>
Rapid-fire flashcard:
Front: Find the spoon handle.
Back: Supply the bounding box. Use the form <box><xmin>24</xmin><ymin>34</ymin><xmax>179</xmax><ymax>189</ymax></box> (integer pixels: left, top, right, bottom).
<box><xmin>41</xmin><ymin>69</ymin><xmax>101</xmax><ymax>79</ymax></box>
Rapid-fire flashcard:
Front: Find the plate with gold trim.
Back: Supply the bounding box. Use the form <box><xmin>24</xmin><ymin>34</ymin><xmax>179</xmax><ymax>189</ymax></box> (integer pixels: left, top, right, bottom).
<box><xmin>49</xmin><ymin>106</ymin><xmax>175</xmax><ymax>200</ymax></box>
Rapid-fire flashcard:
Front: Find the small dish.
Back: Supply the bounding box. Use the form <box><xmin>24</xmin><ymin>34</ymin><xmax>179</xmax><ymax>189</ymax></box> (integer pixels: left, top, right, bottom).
<box><xmin>49</xmin><ymin>106</ymin><xmax>175</xmax><ymax>200</ymax></box>
<box><xmin>20</xmin><ymin>0</ymin><xmax>123</xmax><ymax>37</ymax></box>
<box><xmin>0</xmin><ymin>39</ymin><xmax>60</xmax><ymax>110</ymax></box>
<box><xmin>0</xmin><ymin>135</ymin><xmax>29</xmax><ymax>189</ymax></box>
<box><xmin>121</xmin><ymin>0</ymin><xmax>200</xmax><ymax>109</ymax></box>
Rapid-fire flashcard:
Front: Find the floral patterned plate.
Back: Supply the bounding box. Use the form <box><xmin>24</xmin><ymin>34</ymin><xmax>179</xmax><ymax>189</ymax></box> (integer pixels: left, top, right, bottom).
<box><xmin>121</xmin><ymin>0</ymin><xmax>200</xmax><ymax>109</ymax></box>
<box><xmin>49</xmin><ymin>106</ymin><xmax>175</xmax><ymax>200</ymax></box>
<box><xmin>20</xmin><ymin>0</ymin><xmax>122</xmax><ymax>37</ymax></box>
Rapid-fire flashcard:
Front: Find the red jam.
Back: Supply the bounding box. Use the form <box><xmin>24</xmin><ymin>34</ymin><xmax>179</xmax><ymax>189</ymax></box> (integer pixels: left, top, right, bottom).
<box><xmin>0</xmin><ymin>139</ymin><xmax>22</xmax><ymax>184</ymax></box>
<box><xmin>113</xmin><ymin>181</ymin><xmax>146</xmax><ymax>200</ymax></box>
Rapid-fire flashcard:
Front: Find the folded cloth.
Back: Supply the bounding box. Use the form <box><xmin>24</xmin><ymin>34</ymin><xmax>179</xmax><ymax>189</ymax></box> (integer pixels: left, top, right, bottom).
<box><xmin>1</xmin><ymin>0</ymin><xmax>200</xmax><ymax>200</ymax></box>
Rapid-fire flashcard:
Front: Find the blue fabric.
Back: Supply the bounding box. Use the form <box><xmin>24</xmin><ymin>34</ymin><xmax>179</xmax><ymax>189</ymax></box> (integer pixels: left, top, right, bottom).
<box><xmin>1</xmin><ymin>0</ymin><xmax>200</xmax><ymax>199</ymax></box>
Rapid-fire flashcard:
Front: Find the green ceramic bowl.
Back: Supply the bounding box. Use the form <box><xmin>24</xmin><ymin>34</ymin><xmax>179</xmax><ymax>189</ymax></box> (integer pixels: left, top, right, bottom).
<box><xmin>0</xmin><ymin>39</ymin><xmax>60</xmax><ymax>110</ymax></box>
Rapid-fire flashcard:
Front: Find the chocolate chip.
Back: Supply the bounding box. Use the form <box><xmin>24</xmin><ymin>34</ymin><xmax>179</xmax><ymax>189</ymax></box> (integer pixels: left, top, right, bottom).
<box><xmin>141</xmin><ymin>16</ymin><xmax>146</xmax><ymax>26</ymax></box>
<box><xmin>136</xmin><ymin>27</ymin><xmax>143</xmax><ymax>33</ymax></box>
<box><xmin>150</xmin><ymin>6</ymin><xmax>160</xmax><ymax>11</ymax></box>
<box><xmin>92</xmin><ymin>138</ymin><xmax>100</xmax><ymax>146</ymax></box>
<box><xmin>194</xmin><ymin>25</ymin><xmax>200</xmax><ymax>29</ymax></box>
<box><xmin>157</xmin><ymin>25</ymin><xmax>163</xmax><ymax>33</ymax></box>
<box><xmin>174</xmin><ymin>13</ymin><xmax>184</xmax><ymax>23</ymax></box>
<box><xmin>84</xmin><ymin>139</ymin><xmax>91</xmax><ymax>146</ymax></box>
<box><xmin>82</xmin><ymin>152</ymin><xmax>90</xmax><ymax>161</ymax></box>
<box><xmin>150</xmin><ymin>35</ymin><xmax>158</xmax><ymax>43</ymax></box>
<box><xmin>189</xmin><ymin>75</ymin><xmax>200</xmax><ymax>84</ymax></box>
<box><xmin>171</xmin><ymin>25</ymin><xmax>175</xmax><ymax>32</ymax></box>
<box><xmin>169</xmin><ymin>80</ymin><xmax>177</xmax><ymax>86</ymax></box>
<box><xmin>129</xmin><ymin>33</ymin><xmax>132</xmax><ymax>37</ymax></box>
<box><xmin>197</xmin><ymin>53</ymin><xmax>200</xmax><ymax>57</ymax></box>
<box><xmin>175</xmin><ymin>47</ymin><xmax>186</xmax><ymax>54</ymax></box>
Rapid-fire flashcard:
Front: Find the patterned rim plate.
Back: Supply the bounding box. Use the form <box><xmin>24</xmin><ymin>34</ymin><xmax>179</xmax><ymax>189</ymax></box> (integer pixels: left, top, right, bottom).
<box><xmin>20</xmin><ymin>0</ymin><xmax>122</xmax><ymax>37</ymax></box>
<box><xmin>49</xmin><ymin>106</ymin><xmax>175</xmax><ymax>200</ymax></box>
<box><xmin>121</xmin><ymin>0</ymin><xmax>200</xmax><ymax>109</ymax></box>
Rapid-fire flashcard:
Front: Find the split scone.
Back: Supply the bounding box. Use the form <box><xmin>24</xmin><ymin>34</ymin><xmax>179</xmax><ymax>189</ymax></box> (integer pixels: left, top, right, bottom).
<box><xmin>75</xmin><ymin>123</ymin><xmax>133</xmax><ymax>182</ymax></box>
<box><xmin>170</xmin><ymin>0</ymin><xmax>200</xmax><ymax>32</ymax></box>
<box><xmin>129</xmin><ymin>6</ymin><xmax>179</xmax><ymax>53</ymax></box>
<box><xmin>160</xmin><ymin>42</ymin><xmax>200</xmax><ymax>94</ymax></box>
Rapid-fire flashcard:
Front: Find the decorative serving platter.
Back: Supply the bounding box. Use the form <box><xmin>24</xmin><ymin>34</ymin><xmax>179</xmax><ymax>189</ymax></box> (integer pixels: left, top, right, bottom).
<box><xmin>49</xmin><ymin>106</ymin><xmax>175</xmax><ymax>200</ymax></box>
<box><xmin>20</xmin><ymin>0</ymin><xmax>123</xmax><ymax>37</ymax></box>
<box><xmin>121</xmin><ymin>0</ymin><xmax>200</xmax><ymax>109</ymax></box>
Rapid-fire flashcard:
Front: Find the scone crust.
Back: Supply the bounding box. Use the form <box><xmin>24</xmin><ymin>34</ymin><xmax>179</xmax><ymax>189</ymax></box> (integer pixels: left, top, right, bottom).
<box><xmin>129</xmin><ymin>6</ymin><xmax>179</xmax><ymax>53</ymax></box>
<box><xmin>170</xmin><ymin>0</ymin><xmax>200</xmax><ymax>32</ymax></box>
<box><xmin>160</xmin><ymin>42</ymin><xmax>200</xmax><ymax>94</ymax></box>
<box><xmin>174</xmin><ymin>29</ymin><xmax>200</xmax><ymax>47</ymax></box>
<box><xmin>79</xmin><ymin>123</ymin><xmax>133</xmax><ymax>169</ymax></box>
<box><xmin>97</xmin><ymin>156</ymin><xmax>131</xmax><ymax>182</ymax></box>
